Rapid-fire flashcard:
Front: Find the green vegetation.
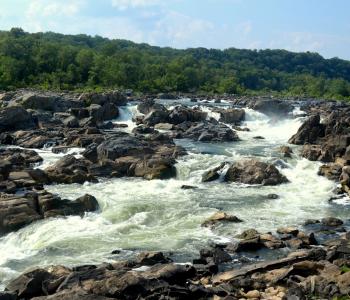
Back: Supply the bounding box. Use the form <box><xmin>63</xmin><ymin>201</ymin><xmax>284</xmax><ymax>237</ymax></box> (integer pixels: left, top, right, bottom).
<box><xmin>341</xmin><ymin>265</ymin><xmax>350</xmax><ymax>273</ymax></box>
<box><xmin>1</xmin><ymin>28</ymin><xmax>350</xmax><ymax>100</ymax></box>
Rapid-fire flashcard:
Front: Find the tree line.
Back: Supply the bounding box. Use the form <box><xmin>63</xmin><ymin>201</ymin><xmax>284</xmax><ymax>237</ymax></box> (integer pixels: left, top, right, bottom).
<box><xmin>0</xmin><ymin>28</ymin><xmax>350</xmax><ymax>100</ymax></box>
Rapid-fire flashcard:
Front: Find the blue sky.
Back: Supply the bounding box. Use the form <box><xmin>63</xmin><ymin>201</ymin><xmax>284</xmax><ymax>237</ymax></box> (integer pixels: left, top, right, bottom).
<box><xmin>0</xmin><ymin>0</ymin><xmax>349</xmax><ymax>59</ymax></box>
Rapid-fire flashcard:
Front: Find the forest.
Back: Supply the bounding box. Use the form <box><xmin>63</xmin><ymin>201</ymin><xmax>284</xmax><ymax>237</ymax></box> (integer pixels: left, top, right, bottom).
<box><xmin>0</xmin><ymin>27</ymin><xmax>350</xmax><ymax>100</ymax></box>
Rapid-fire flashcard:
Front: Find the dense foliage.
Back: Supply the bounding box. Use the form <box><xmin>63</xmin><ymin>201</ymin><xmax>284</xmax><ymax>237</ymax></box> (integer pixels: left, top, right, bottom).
<box><xmin>1</xmin><ymin>28</ymin><xmax>350</xmax><ymax>100</ymax></box>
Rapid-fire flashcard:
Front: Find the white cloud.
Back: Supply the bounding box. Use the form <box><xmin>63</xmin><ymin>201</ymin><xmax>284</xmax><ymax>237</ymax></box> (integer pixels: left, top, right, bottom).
<box><xmin>27</xmin><ymin>0</ymin><xmax>85</xmax><ymax>17</ymax></box>
<box><xmin>149</xmin><ymin>11</ymin><xmax>214</xmax><ymax>48</ymax></box>
<box><xmin>111</xmin><ymin>0</ymin><xmax>161</xmax><ymax>10</ymax></box>
<box><xmin>235</xmin><ymin>21</ymin><xmax>252</xmax><ymax>36</ymax></box>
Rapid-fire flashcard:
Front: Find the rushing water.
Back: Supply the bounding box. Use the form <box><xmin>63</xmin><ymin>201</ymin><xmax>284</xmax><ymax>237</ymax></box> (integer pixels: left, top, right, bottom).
<box><xmin>0</xmin><ymin>101</ymin><xmax>347</xmax><ymax>289</ymax></box>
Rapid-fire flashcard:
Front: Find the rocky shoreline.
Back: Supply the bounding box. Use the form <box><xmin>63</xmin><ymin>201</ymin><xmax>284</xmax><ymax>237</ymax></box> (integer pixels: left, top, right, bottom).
<box><xmin>0</xmin><ymin>89</ymin><xmax>349</xmax><ymax>299</ymax></box>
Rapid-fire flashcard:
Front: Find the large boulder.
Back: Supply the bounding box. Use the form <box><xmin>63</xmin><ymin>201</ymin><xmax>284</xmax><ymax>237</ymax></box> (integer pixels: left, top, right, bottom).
<box><xmin>87</xmin><ymin>103</ymin><xmax>119</xmax><ymax>124</ymax></box>
<box><xmin>45</xmin><ymin>155</ymin><xmax>96</xmax><ymax>184</ymax></box>
<box><xmin>79</xmin><ymin>91</ymin><xmax>127</xmax><ymax>107</ymax></box>
<box><xmin>289</xmin><ymin>115</ymin><xmax>325</xmax><ymax>145</ymax></box>
<box><xmin>0</xmin><ymin>106</ymin><xmax>36</xmax><ymax>132</ymax></box>
<box><xmin>181</xmin><ymin>121</ymin><xmax>239</xmax><ymax>142</ymax></box>
<box><xmin>0</xmin><ymin>193</ymin><xmax>42</xmax><ymax>234</ymax></box>
<box><xmin>143</xmin><ymin>105</ymin><xmax>169</xmax><ymax>126</ymax></box>
<box><xmin>250</xmin><ymin>99</ymin><xmax>293</xmax><ymax>117</ymax></box>
<box><xmin>218</xmin><ymin>108</ymin><xmax>245</xmax><ymax>124</ymax></box>
<box><xmin>167</xmin><ymin>106</ymin><xmax>207</xmax><ymax>125</ymax></box>
<box><xmin>225</xmin><ymin>159</ymin><xmax>289</xmax><ymax>185</ymax></box>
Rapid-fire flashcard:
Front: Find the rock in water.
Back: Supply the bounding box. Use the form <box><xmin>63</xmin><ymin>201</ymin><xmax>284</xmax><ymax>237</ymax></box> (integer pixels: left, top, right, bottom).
<box><xmin>225</xmin><ymin>159</ymin><xmax>289</xmax><ymax>185</ymax></box>
<box><xmin>0</xmin><ymin>106</ymin><xmax>36</xmax><ymax>132</ymax></box>
<box><xmin>289</xmin><ymin>114</ymin><xmax>325</xmax><ymax>145</ymax></box>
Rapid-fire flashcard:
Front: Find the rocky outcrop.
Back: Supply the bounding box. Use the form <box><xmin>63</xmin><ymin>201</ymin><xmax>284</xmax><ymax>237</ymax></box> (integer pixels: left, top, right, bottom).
<box><xmin>0</xmin><ymin>106</ymin><xmax>36</xmax><ymax>132</ymax></box>
<box><xmin>289</xmin><ymin>114</ymin><xmax>325</xmax><ymax>145</ymax></box>
<box><xmin>0</xmin><ymin>191</ymin><xmax>99</xmax><ymax>234</ymax></box>
<box><xmin>225</xmin><ymin>159</ymin><xmax>289</xmax><ymax>185</ymax></box>
<box><xmin>250</xmin><ymin>99</ymin><xmax>293</xmax><ymax>117</ymax></box>
<box><xmin>217</xmin><ymin>108</ymin><xmax>245</xmax><ymax>124</ymax></box>
<box><xmin>201</xmin><ymin>162</ymin><xmax>227</xmax><ymax>182</ymax></box>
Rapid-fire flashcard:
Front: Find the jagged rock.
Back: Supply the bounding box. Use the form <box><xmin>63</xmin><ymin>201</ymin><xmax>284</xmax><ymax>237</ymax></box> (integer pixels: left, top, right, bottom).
<box><xmin>143</xmin><ymin>105</ymin><xmax>169</xmax><ymax>126</ymax></box>
<box><xmin>225</xmin><ymin>159</ymin><xmax>289</xmax><ymax>185</ymax></box>
<box><xmin>167</xmin><ymin>106</ymin><xmax>207</xmax><ymax>124</ymax></box>
<box><xmin>79</xmin><ymin>91</ymin><xmax>127</xmax><ymax>106</ymax></box>
<box><xmin>45</xmin><ymin>155</ymin><xmax>96</xmax><ymax>184</ymax></box>
<box><xmin>250</xmin><ymin>99</ymin><xmax>293</xmax><ymax>117</ymax></box>
<box><xmin>321</xmin><ymin>217</ymin><xmax>344</xmax><ymax>227</ymax></box>
<box><xmin>0</xmin><ymin>106</ymin><xmax>36</xmax><ymax>132</ymax></box>
<box><xmin>218</xmin><ymin>108</ymin><xmax>245</xmax><ymax>124</ymax></box>
<box><xmin>181</xmin><ymin>121</ymin><xmax>239</xmax><ymax>142</ymax></box>
<box><xmin>136</xmin><ymin>252</ymin><xmax>171</xmax><ymax>266</ymax></box>
<box><xmin>289</xmin><ymin>115</ymin><xmax>325</xmax><ymax>145</ymax></box>
<box><xmin>318</xmin><ymin>163</ymin><xmax>343</xmax><ymax>180</ymax></box>
<box><xmin>0</xmin><ymin>193</ymin><xmax>42</xmax><ymax>234</ymax></box>
<box><xmin>63</xmin><ymin>116</ymin><xmax>79</xmax><ymax>128</ymax></box>
<box><xmin>279</xmin><ymin>146</ymin><xmax>293</xmax><ymax>158</ymax></box>
<box><xmin>201</xmin><ymin>163</ymin><xmax>226</xmax><ymax>182</ymax></box>
<box><xmin>202</xmin><ymin>211</ymin><xmax>243</xmax><ymax>227</ymax></box>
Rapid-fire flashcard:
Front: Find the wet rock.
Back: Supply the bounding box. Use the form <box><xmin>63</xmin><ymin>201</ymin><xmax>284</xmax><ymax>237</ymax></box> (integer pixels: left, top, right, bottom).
<box><xmin>253</xmin><ymin>136</ymin><xmax>265</xmax><ymax>140</ymax></box>
<box><xmin>79</xmin><ymin>91</ymin><xmax>127</xmax><ymax>107</ymax></box>
<box><xmin>250</xmin><ymin>99</ymin><xmax>293</xmax><ymax>117</ymax></box>
<box><xmin>136</xmin><ymin>252</ymin><xmax>171</xmax><ymax>266</ymax></box>
<box><xmin>218</xmin><ymin>108</ymin><xmax>245</xmax><ymax>124</ymax></box>
<box><xmin>45</xmin><ymin>155</ymin><xmax>96</xmax><ymax>184</ymax></box>
<box><xmin>0</xmin><ymin>193</ymin><xmax>42</xmax><ymax>234</ymax></box>
<box><xmin>63</xmin><ymin>116</ymin><xmax>79</xmax><ymax>128</ymax></box>
<box><xmin>277</xmin><ymin>227</ymin><xmax>299</xmax><ymax>236</ymax></box>
<box><xmin>6</xmin><ymin>268</ymin><xmax>54</xmax><ymax>299</ymax></box>
<box><xmin>133</xmin><ymin>157</ymin><xmax>176</xmax><ymax>180</ymax></box>
<box><xmin>202</xmin><ymin>162</ymin><xmax>226</xmax><ymax>182</ymax></box>
<box><xmin>0</xmin><ymin>292</ymin><xmax>17</xmax><ymax>300</ymax></box>
<box><xmin>289</xmin><ymin>114</ymin><xmax>325</xmax><ymax>145</ymax></box>
<box><xmin>236</xmin><ymin>229</ymin><xmax>260</xmax><ymax>240</ymax></box>
<box><xmin>267</xmin><ymin>194</ymin><xmax>279</xmax><ymax>199</ymax></box>
<box><xmin>181</xmin><ymin>185</ymin><xmax>198</xmax><ymax>190</ymax></box>
<box><xmin>318</xmin><ymin>163</ymin><xmax>343</xmax><ymax>180</ymax></box>
<box><xmin>87</xmin><ymin>103</ymin><xmax>119</xmax><ymax>124</ymax></box>
<box><xmin>132</xmin><ymin>125</ymin><xmax>155</xmax><ymax>135</ymax></box>
<box><xmin>143</xmin><ymin>105</ymin><xmax>169</xmax><ymax>126</ymax></box>
<box><xmin>182</xmin><ymin>121</ymin><xmax>239</xmax><ymax>142</ymax></box>
<box><xmin>0</xmin><ymin>106</ymin><xmax>36</xmax><ymax>132</ymax></box>
<box><xmin>202</xmin><ymin>211</ymin><xmax>243</xmax><ymax>227</ymax></box>
<box><xmin>168</xmin><ymin>106</ymin><xmax>207</xmax><ymax>125</ymax></box>
<box><xmin>321</xmin><ymin>217</ymin><xmax>344</xmax><ymax>227</ymax></box>
<box><xmin>154</xmin><ymin>123</ymin><xmax>174</xmax><ymax>130</ymax></box>
<box><xmin>225</xmin><ymin>159</ymin><xmax>289</xmax><ymax>186</ymax></box>
<box><xmin>279</xmin><ymin>146</ymin><xmax>293</xmax><ymax>158</ymax></box>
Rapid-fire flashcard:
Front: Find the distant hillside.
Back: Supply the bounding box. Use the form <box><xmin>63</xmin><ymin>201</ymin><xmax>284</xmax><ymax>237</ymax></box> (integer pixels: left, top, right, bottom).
<box><xmin>0</xmin><ymin>28</ymin><xmax>350</xmax><ymax>100</ymax></box>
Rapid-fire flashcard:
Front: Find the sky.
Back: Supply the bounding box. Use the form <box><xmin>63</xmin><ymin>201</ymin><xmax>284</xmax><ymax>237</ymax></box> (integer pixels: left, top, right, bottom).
<box><xmin>0</xmin><ymin>0</ymin><xmax>349</xmax><ymax>60</ymax></box>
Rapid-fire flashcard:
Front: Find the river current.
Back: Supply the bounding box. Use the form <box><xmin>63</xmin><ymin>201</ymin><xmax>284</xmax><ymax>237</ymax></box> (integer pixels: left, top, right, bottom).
<box><xmin>0</xmin><ymin>99</ymin><xmax>348</xmax><ymax>288</ymax></box>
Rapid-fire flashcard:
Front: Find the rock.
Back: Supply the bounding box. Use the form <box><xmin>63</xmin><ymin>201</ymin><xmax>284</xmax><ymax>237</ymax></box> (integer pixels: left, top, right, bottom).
<box><xmin>289</xmin><ymin>114</ymin><xmax>325</xmax><ymax>145</ymax></box>
<box><xmin>279</xmin><ymin>146</ymin><xmax>293</xmax><ymax>158</ymax></box>
<box><xmin>45</xmin><ymin>155</ymin><xmax>96</xmax><ymax>184</ymax></box>
<box><xmin>250</xmin><ymin>99</ymin><xmax>293</xmax><ymax>117</ymax></box>
<box><xmin>318</xmin><ymin>163</ymin><xmax>343</xmax><ymax>180</ymax></box>
<box><xmin>79</xmin><ymin>91</ymin><xmax>127</xmax><ymax>106</ymax></box>
<box><xmin>168</xmin><ymin>106</ymin><xmax>207</xmax><ymax>124</ymax></box>
<box><xmin>182</xmin><ymin>121</ymin><xmax>239</xmax><ymax>142</ymax></box>
<box><xmin>236</xmin><ymin>229</ymin><xmax>260</xmax><ymax>240</ymax></box>
<box><xmin>301</xmin><ymin>144</ymin><xmax>323</xmax><ymax>161</ymax></box>
<box><xmin>201</xmin><ymin>163</ymin><xmax>226</xmax><ymax>182</ymax></box>
<box><xmin>202</xmin><ymin>211</ymin><xmax>243</xmax><ymax>227</ymax></box>
<box><xmin>321</xmin><ymin>217</ymin><xmax>344</xmax><ymax>227</ymax></box>
<box><xmin>133</xmin><ymin>157</ymin><xmax>176</xmax><ymax>180</ymax></box>
<box><xmin>218</xmin><ymin>108</ymin><xmax>245</xmax><ymax>124</ymax></box>
<box><xmin>180</xmin><ymin>185</ymin><xmax>197</xmax><ymax>190</ymax></box>
<box><xmin>132</xmin><ymin>125</ymin><xmax>155</xmax><ymax>135</ymax></box>
<box><xmin>143</xmin><ymin>105</ymin><xmax>169</xmax><ymax>126</ymax></box>
<box><xmin>0</xmin><ymin>106</ymin><xmax>36</xmax><ymax>132</ymax></box>
<box><xmin>6</xmin><ymin>268</ymin><xmax>53</xmax><ymax>299</ymax></box>
<box><xmin>154</xmin><ymin>123</ymin><xmax>174</xmax><ymax>130</ymax></box>
<box><xmin>136</xmin><ymin>252</ymin><xmax>171</xmax><ymax>266</ymax></box>
<box><xmin>0</xmin><ymin>193</ymin><xmax>42</xmax><ymax>234</ymax></box>
<box><xmin>32</xmin><ymin>290</ymin><xmax>115</xmax><ymax>300</ymax></box>
<box><xmin>267</xmin><ymin>194</ymin><xmax>279</xmax><ymax>199</ymax></box>
<box><xmin>277</xmin><ymin>227</ymin><xmax>299</xmax><ymax>236</ymax></box>
<box><xmin>88</xmin><ymin>103</ymin><xmax>119</xmax><ymax>123</ymax></box>
<box><xmin>0</xmin><ymin>292</ymin><xmax>17</xmax><ymax>300</ymax></box>
<box><xmin>225</xmin><ymin>159</ymin><xmax>289</xmax><ymax>186</ymax></box>
<box><xmin>253</xmin><ymin>136</ymin><xmax>265</xmax><ymax>140</ymax></box>
<box><xmin>63</xmin><ymin>116</ymin><xmax>79</xmax><ymax>128</ymax></box>
<box><xmin>244</xmin><ymin>290</ymin><xmax>260</xmax><ymax>298</ymax></box>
